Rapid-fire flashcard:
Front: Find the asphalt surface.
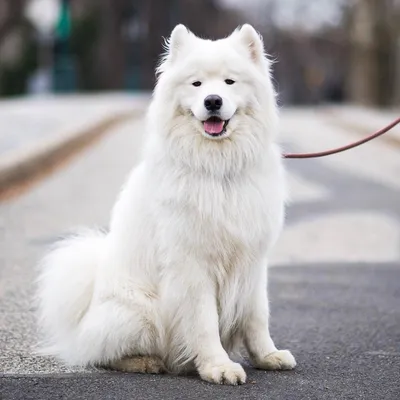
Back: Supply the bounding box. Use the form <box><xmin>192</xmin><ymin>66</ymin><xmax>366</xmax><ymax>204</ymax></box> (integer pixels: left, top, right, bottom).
<box><xmin>1</xmin><ymin>110</ymin><xmax>399</xmax><ymax>399</ymax></box>
<box><xmin>2</xmin><ymin>264</ymin><xmax>400</xmax><ymax>400</ymax></box>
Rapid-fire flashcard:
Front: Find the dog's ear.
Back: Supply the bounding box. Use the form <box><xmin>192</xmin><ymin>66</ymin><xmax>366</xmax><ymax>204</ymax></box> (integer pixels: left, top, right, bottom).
<box><xmin>167</xmin><ymin>24</ymin><xmax>192</xmax><ymax>62</ymax></box>
<box><xmin>233</xmin><ymin>24</ymin><xmax>265</xmax><ymax>65</ymax></box>
<box><xmin>157</xmin><ymin>25</ymin><xmax>192</xmax><ymax>75</ymax></box>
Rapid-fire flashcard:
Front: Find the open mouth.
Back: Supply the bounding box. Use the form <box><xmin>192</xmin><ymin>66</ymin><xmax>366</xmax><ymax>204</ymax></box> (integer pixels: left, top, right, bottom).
<box><xmin>203</xmin><ymin>117</ymin><xmax>229</xmax><ymax>137</ymax></box>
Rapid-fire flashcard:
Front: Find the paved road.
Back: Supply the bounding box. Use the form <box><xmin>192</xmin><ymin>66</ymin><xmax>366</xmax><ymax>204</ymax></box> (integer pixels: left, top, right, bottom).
<box><xmin>1</xmin><ymin>109</ymin><xmax>399</xmax><ymax>399</ymax></box>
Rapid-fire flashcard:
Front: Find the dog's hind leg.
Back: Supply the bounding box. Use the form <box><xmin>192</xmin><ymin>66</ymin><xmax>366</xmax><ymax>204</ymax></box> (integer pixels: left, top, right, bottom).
<box><xmin>60</xmin><ymin>299</ymin><xmax>159</xmax><ymax>368</ymax></box>
<box><xmin>109</xmin><ymin>356</ymin><xmax>166</xmax><ymax>374</ymax></box>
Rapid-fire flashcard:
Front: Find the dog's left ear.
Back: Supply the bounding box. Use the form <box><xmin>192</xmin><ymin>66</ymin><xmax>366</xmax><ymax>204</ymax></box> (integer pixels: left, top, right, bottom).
<box><xmin>233</xmin><ymin>24</ymin><xmax>265</xmax><ymax>65</ymax></box>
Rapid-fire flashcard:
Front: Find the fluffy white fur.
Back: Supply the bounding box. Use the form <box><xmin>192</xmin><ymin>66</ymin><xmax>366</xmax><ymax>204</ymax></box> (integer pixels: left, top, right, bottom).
<box><xmin>36</xmin><ymin>24</ymin><xmax>296</xmax><ymax>385</ymax></box>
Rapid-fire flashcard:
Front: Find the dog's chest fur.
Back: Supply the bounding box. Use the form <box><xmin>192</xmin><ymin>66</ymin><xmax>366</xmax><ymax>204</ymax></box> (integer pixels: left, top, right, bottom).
<box><xmin>156</xmin><ymin>161</ymin><xmax>285</xmax><ymax>274</ymax></box>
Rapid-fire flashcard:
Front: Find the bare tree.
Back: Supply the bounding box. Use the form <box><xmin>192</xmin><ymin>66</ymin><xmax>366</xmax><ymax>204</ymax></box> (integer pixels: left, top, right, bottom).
<box><xmin>0</xmin><ymin>0</ymin><xmax>26</xmax><ymax>42</ymax></box>
<box><xmin>347</xmin><ymin>0</ymin><xmax>398</xmax><ymax>106</ymax></box>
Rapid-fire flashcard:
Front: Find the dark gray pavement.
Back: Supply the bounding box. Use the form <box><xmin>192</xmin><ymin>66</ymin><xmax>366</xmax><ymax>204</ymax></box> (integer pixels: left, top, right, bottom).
<box><xmin>2</xmin><ymin>264</ymin><xmax>399</xmax><ymax>399</ymax></box>
<box><xmin>1</xmin><ymin>110</ymin><xmax>400</xmax><ymax>399</ymax></box>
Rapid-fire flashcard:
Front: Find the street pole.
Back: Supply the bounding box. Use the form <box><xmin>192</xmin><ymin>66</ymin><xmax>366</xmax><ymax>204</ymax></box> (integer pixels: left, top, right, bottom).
<box><xmin>53</xmin><ymin>0</ymin><xmax>77</xmax><ymax>92</ymax></box>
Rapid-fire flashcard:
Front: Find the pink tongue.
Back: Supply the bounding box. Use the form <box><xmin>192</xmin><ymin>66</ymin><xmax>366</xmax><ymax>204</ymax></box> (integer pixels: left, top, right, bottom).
<box><xmin>204</xmin><ymin>120</ymin><xmax>224</xmax><ymax>134</ymax></box>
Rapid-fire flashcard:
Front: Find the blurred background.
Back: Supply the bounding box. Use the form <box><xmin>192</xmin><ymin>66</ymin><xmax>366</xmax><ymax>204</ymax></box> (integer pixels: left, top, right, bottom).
<box><xmin>0</xmin><ymin>0</ymin><xmax>399</xmax><ymax>106</ymax></box>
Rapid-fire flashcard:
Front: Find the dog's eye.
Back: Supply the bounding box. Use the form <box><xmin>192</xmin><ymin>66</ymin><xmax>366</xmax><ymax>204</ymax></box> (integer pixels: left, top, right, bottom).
<box><xmin>225</xmin><ymin>79</ymin><xmax>235</xmax><ymax>85</ymax></box>
<box><xmin>192</xmin><ymin>81</ymin><xmax>202</xmax><ymax>87</ymax></box>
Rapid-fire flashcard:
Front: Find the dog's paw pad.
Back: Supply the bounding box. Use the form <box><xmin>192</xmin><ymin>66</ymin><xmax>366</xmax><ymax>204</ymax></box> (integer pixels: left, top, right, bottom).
<box><xmin>200</xmin><ymin>361</ymin><xmax>246</xmax><ymax>385</ymax></box>
<box><xmin>257</xmin><ymin>350</ymin><xmax>296</xmax><ymax>370</ymax></box>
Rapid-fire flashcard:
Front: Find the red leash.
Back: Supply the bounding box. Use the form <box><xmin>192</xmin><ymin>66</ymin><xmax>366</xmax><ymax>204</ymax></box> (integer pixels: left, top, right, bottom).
<box><xmin>283</xmin><ymin>116</ymin><xmax>400</xmax><ymax>159</ymax></box>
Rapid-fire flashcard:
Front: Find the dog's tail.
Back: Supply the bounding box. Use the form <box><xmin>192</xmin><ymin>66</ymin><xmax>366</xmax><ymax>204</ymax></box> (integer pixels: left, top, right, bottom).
<box><xmin>36</xmin><ymin>229</ymin><xmax>105</xmax><ymax>358</ymax></box>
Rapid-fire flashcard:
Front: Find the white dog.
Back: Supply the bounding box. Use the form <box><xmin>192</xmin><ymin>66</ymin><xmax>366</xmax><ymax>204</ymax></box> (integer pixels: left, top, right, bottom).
<box><xmin>37</xmin><ymin>24</ymin><xmax>296</xmax><ymax>385</ymax></box>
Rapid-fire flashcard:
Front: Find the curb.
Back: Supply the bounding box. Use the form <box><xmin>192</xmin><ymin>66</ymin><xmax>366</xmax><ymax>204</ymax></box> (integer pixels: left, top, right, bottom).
<box><xmin>321</xmin><ymin>109</ymin><xmax>400</xmax><ymax>149</ymax></box>
<box><xmin>0</xmin><ymin>108</ymin><xmax>142</xmax><ymax>197</ymax></box>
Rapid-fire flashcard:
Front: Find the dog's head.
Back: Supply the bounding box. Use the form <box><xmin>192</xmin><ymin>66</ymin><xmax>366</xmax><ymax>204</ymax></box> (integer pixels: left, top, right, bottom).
<box><xmin>148</xmin><ymin>25</ymin><xmax>278</xmax><ymax>174</ymax></box>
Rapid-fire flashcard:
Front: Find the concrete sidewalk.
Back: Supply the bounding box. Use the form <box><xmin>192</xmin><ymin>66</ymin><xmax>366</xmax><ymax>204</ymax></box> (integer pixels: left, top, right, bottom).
<box><xmin>320</xmin><ymin>104</ymin><xmax>400</xmax><ymax>147</ymax></box>
<box><xmin>0</xmin><ymin>93</ymin><xmax>149</xmax><ymax>193</ymax></box>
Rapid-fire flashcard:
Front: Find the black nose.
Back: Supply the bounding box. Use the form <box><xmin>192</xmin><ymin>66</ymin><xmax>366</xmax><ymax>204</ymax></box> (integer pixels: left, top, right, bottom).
<box><xmin>204</xmin><ymin>95</ymin><xmax>223</xmax><ymax>112</ymax></box>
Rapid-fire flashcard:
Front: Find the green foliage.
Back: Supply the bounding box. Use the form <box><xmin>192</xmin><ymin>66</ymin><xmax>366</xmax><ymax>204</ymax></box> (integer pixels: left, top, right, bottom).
<box><xmin>69</xmin><ymin>10</ymin><xmax>101</xmax><ymax>91</ymax></box>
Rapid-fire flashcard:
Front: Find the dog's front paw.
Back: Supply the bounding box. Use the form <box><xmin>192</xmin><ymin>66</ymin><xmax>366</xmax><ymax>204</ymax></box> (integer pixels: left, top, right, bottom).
<box><xmin>256</xmin><ymin>350</ymin><xmax>296</xmax><ymax>371</ymax></box>
<box><xmin>199</xmin><ymin>361</ymin><xmax>247</xmax><ymax>385</ymax></box>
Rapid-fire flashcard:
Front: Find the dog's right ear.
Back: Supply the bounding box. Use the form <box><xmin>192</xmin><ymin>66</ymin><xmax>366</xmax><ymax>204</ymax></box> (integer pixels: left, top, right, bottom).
<box><xmin>168</xmin><ymin>25</ymin><xmax>191</xmax><ymax>61</ymax></box>
<box><xmin>157</xmin><ymin>25</ymin><xmax>192</xmax><ymax>75</ymax></box>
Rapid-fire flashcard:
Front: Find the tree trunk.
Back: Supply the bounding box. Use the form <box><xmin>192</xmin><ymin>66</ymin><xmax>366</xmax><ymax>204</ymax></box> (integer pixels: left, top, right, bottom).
<box><xmin>347</xmin><ymin>0</ymin><xmax>397</xmax><ymax>106</ymax></box>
